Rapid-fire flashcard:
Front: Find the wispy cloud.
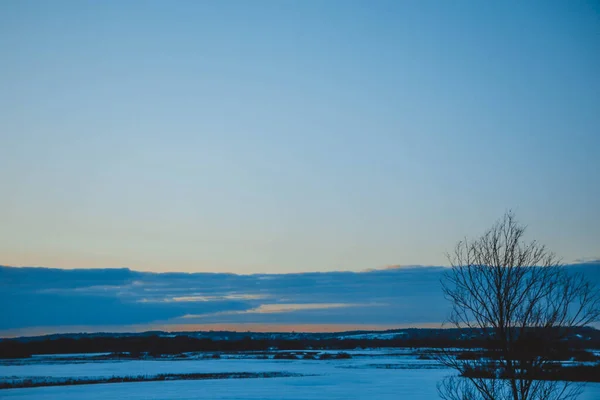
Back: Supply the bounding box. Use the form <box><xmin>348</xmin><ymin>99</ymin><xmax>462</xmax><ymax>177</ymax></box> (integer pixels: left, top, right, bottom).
<box><xmin>573</xmin><ymin>257</ymin><xmax>600</xmax><ymax>264</ymax></box>
<box><xmin>172</xmin><ymin>294</ymin><xmax>269</xmax><ymax>302</ymax></box>
<box><xmin>139</xmin><ymin>293</ymin><xmax>270</xmax><ymax>303</ymax></box>
<box><xmin>251</xmin><ymin>303</ymin><xmax>359</xmax><ymax>313</ymax></box>
<box><xmin>180</xmin><ymin>302</ymin><xmax>366</xmax><ymax>319</ymax></box>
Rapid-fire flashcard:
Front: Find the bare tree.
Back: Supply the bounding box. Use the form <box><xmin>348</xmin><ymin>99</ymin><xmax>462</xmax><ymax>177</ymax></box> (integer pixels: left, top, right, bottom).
<box><xmin>438</xmin><ymin>211</ymin><xmax>600</xmax><ymax>400</ymax></box>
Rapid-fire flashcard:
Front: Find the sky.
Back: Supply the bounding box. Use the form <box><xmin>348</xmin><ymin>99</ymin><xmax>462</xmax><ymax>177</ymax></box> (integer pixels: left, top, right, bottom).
<box><xmin>1</xmin><ymin>1</ymin><xmax>599</xmax><ymax>274</ymax></box>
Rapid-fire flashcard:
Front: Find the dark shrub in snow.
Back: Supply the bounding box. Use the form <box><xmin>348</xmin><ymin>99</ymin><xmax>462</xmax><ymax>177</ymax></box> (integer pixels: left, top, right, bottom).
<box><xmin>274</xmin><ymin>352</ymin><xmax>298</xmax><ymax>360</ymax></box>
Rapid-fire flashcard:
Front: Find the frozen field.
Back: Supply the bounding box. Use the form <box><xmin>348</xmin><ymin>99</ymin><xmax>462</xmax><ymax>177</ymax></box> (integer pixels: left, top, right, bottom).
<box><xmin>1</xmin><ymin>350</ymin><xmax>600</xmax><ymax>399</ymax></box>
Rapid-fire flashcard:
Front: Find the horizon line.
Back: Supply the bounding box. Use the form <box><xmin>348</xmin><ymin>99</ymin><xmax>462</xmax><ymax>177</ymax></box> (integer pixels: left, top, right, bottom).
<box><xmin>2</xmin><ymin>260</ymin><xmax>598</xmax><ymax>276</ymax></box>
<box><xmin>0</xmin><ymin>263</ymin><xmax>450</xmax><ymax>275</ymax></box>
<box><xmin>0</xmin><ymin>323</ymin><xmax>447</xmax><ymax>340</ymax></box>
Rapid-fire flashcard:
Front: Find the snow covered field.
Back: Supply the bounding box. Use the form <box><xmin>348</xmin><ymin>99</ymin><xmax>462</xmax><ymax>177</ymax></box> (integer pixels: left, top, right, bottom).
<box><xmin>1</xmin><ymin>350</ymin><xmax>600</xmax><ymax>399</ymax></box>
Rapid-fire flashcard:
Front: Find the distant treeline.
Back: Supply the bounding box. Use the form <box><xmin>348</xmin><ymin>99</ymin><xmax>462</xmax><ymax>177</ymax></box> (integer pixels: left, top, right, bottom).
<box><xmin>1</xmin><ymin>327</ymin><xmax>599</xmax><ymax>359</ymax></box>
<box><xmin>0</xmin><ymin>336</ymin><xmax>473</xmax><ymax>358</ymax></box>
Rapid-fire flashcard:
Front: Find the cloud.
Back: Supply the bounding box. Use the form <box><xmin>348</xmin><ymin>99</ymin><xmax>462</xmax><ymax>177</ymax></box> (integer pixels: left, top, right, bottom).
<box><xmin>251</xmin><ymin>303</ymin><xmax>358</xmax><ymax>313</ymax></box>
<box><xmin>573</xmin><ymin>257</ymin><xmax>600</xmax><ymax>264</ymax></box>
<box><xmin>171</xmin><ymin>294</ymin><xmax>269</xmax><ymax>302</ymax></box>
<box><xmin>180</xmin><ymin>302</ymin><xmax>365</xmax><ymax>319</ymax></box>
<box><xmin>1</xmin><ymin>260</ymin><xmax>598</xmax><ymax>336</ymax></box>
<box><xmin>140</xmin><ymin>294</ymin><xmax>270</xmax><ymax>303</ymax></box>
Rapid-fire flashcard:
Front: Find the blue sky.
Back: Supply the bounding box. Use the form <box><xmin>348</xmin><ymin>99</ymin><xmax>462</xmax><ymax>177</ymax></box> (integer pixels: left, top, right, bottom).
<box><xmin>1</xmin><ymin>1</ymin><xmax>599</xmax><ymax>273</ymax></box>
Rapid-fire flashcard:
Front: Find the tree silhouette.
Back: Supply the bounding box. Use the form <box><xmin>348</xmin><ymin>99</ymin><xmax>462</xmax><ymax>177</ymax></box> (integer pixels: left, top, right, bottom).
<box><xmin>438</xmin><ymin>211</ymin><xmax>600</xmax><ymax>400</ymax></box>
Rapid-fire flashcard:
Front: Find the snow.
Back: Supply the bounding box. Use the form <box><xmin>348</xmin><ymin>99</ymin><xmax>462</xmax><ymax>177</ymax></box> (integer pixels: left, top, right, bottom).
<box><xmin>0</xmin><ymin>370</ymin><xmax>447</xmax><ymax>400</ymax></box>
<box><xmin>337</xmin><ymin>333</ymin><xmax>408</xmax><ymax>340</ymax></box>
<box><xmin>0</xmin><ymin>355</ymin><xmax>438</xmax><ymax>380</ymax></box>
<box><xmin>29</xmin><ymin>353</ymin><xmax>113</xmax><ymax>359</ymax></box>
<box><xmin>1</xmin><ymin>350</ymin><xmax>600</xmax><ymax>399</ymax></box>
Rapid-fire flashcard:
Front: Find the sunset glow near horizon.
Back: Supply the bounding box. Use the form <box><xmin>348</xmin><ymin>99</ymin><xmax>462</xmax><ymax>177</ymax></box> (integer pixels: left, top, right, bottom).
<box><xmin>1</xmin><ymin>1</ymin><xmax>599</xmax><ymax>275</ymax></box>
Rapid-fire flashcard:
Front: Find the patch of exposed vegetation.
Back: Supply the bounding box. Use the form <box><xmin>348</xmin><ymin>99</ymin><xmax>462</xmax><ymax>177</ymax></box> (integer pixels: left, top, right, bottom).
<box><xmin>0</xmin><ymin>371</ymin><xmax>302</xmax><ymax>390</ymax></box>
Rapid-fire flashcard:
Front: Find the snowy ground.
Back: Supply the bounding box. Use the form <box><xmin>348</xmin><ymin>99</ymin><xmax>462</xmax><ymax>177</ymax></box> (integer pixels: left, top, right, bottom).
<box><xmin>1</xmin><ymin>350</ymin><xmax>599</xmax><ymax>399</ymax></box>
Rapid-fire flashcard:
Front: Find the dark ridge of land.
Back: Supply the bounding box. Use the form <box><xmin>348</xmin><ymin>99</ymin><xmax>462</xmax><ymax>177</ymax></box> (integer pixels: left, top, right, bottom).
<box><xmin>0</xmin><ymin>371</ymin><xmax>302</xmax><ymax>390</ymax></box>
<box><xmin>1</xmin><ymin>327</ymin><xmax>599</xmax><ymax>359</ymax></box>
<box><xmin>7</xmin><ymin>326</ymin><xmax>599</xmax><ymax>343</ymax></box>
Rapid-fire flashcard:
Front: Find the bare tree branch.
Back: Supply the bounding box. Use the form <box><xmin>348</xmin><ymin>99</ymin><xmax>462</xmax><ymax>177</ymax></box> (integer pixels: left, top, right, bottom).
<box><xmin>438</xmin><ymin>211</ymin><xmax>600</xmax><ymax>400</ymax></box>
